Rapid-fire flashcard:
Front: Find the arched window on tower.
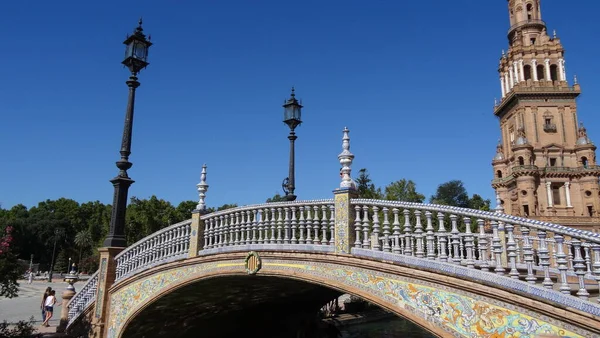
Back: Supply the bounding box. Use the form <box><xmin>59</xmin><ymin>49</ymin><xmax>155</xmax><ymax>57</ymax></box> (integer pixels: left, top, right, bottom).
<box><xmin>523</xmin><ymin>65</ymin><xmax>532</xmax><ymax>81</ymax></box>
<box><xmin>537</xmin><ymin>65</ymin><xmax>545</xmax><ymax>80</ymax></box>
<box><xmin>582</xmin><ymin>156</ymin><xmax>589</xmax><ymax>168</ymax></box>
<box><xmin>526</xmin><ymin>3</ymin><xmax>533</xmax><ymax>20</ymax></box>
<box><xmin>497</xmin><ymin>170</ymin><xmax>503</xmax><ymax>178</ymax></box>
<box><xmin>550</xmin><ymin>64</ymin><xmax>558</xmax><ymax>81</ymax></box>
<box><xmin>518</xmin><ymin>157</ymin><xmax>525</xmax><ymax>166</ymax></box>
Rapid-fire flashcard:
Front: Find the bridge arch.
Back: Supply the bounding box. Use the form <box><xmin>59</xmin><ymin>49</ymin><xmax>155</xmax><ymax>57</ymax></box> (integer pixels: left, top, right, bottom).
<box><xmin>108</xmin><ymin>250</ymin><xmax>592</xmax><ymax>338</ymax></box>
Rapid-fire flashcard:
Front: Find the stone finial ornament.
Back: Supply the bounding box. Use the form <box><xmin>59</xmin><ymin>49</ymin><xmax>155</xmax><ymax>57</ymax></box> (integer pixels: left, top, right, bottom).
<box><xmin>196</xmin><ymin>164</ymin><xmax>209</xmax><ymax>211</ymax></box>
<box><xmin>338</xmin><ymin>127</ymin><xmax>356</xmax><ymax>190</ymax></box>
<box><xmin>495</xmin><ymin>191</ymin><xmax>504</xmax><ymax>214</ymax></box>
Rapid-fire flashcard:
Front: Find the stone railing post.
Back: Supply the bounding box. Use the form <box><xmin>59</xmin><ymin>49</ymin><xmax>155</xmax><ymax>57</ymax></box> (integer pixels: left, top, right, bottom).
<box><xmin>92</xmin><ymin>247</ymin><xmax>124</xmax><ymax>337</ymax></box>
<box><xmin>334</xmin><ymin>189</ymin><xmax>358</xmax><ymax>254</ymax></box>
<box><xmin>189</xmin><ymin>210</ymin><xmax>206</xmax><ymax>258</ymax></box>
<box><xmin>335</xmin><ymin>127</ymin><xmax>358</xmax><ymax>254</ymax></box>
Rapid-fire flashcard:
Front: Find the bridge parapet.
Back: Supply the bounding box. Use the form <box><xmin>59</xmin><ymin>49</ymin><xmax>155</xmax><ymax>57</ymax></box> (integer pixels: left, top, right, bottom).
<box><xmin>351</xmin><ymin>199</ymin><xmax>600</xmax><ymax>302</ymax></box>
<box><xmin>200</xmin><ymin>199</ymin><xmax>336</xmax><ymax>248</ymax></box>
<box><xmin>114</xmin><ymin>219</ymin><xmax>192</xmax><ymax>282</ymax></box>
<box><xmin>66</xmin><ymin>271</ymin><xmax>98</xmax><ymax>326</ymax></box>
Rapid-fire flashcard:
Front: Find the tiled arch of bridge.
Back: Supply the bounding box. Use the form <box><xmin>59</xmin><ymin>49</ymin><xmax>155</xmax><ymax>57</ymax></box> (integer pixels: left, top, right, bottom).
<box><xmin>107</xmin><ymin>252</ymin><xmax>597</xmax><ymax>338</ymax></box>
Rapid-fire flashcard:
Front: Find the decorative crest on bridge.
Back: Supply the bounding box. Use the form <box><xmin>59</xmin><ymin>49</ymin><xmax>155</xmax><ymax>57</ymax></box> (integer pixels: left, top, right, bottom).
<box><xmin>338</xmin><ymin>127</ymin><xmax>356</xmax><ymax>190</ymax></box>
<box><xmin>244</xmin><ymin>251</ymin><xmax>262</xmax><ymax>275</ymax></box>
<box><xmin>196</xmin><ymin>164</ymin><xmax>209</xmax><ymax>211</ymax></box>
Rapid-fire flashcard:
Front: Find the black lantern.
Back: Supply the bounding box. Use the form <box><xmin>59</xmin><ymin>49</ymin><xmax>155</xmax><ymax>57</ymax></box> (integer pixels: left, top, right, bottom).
<box><xmin>283</xmin><ymin>87</ymin><xmax>302</xmax><ymax>130</ymax></box>
<box><xmin>122</xmin><ymin>18</ymin><xmax>152</xmax><ymax>74</ymax></box>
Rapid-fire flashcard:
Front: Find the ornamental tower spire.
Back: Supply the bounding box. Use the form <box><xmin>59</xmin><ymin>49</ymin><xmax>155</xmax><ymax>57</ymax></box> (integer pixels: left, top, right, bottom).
<box><xmin>491</xmin><ymin>1</ymin><xmax>600</xmax><ymax>232</ymax></box>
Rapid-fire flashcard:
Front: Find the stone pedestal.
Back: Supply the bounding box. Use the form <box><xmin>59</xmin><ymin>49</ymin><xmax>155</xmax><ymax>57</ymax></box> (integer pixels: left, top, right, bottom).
<box><xmin>57</xmin><ymin>288</ymin><xmax>75</xmax><ymax>333</ymax></box>
<box><xmin>93</xmin><ymin>247</ymin><xmax>123</xmax><ymax>338</ymax></box>
<box><xmin>189</xmin><ymin>211</ymin><xmax>205</xmax><ymax>258</ymax></box>
<box><xmin>334</xmin><ymin>189</ymin><xmax>358</xmax><ymax>254</ymax></box>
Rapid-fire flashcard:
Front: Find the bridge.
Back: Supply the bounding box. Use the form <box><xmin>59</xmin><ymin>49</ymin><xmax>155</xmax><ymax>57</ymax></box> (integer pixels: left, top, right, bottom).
<box><xmin>63</xmin><ymin>129</ymin><xmax>600</xmax><ymax>338</ymax></box>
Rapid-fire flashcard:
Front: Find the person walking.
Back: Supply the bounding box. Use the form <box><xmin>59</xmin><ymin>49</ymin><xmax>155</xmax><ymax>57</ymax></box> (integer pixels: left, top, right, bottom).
<box><xmin>40</xmin><ymin>287</ymin><xmax>52</xmax><ymax>322</ymax></box>
<box><xmin>42</xmin><ymin>290</ymin><xmax>59</xmax><ymax>327</ymax></box>
<box><xmin>28</xmin><ymin>270</ymin><xmax>33</xmax><ymax>284</ymax></box>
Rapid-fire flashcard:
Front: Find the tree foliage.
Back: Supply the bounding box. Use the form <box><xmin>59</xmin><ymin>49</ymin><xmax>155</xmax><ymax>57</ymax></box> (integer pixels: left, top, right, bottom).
<box><xmin>0</xmin><ymin>225</ymin><xmax>19</xmax><ymax>298</ymax></box>
<box><xmin>266</xmin><ymin>193</ymin><xmax>287</xmax><ymax>203</ymax></box>
<box><xmin>429</xmin><ymin>180</ymin><xmax>491</xmax><ymax>210</ymax></box>
<box><xmin>384</xmin><ymin>179</ymin><xmax>425</xmax><ymax>203</ymax></box>
<box><xmin>355</xmin><ymin>169</ymin><xmax>382</xmax><ymax>199</ymax></box>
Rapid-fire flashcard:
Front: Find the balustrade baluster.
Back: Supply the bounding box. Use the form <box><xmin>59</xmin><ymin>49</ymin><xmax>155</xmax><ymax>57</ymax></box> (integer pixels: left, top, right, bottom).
<box><xmin>413</xmin><ymin>211</ymin><xmax>424</xmax><ymax>258</ymax></box>
<box><xmin>321</xmin><ymin>205</ymin><xmax>329</xmax><ymax>245</ymax></box>
<box><xmin>436</xmin><ymin>212</ymin><xmax>448</xmax><ymax>262</ymax></box>
<box><xmin>505</xmin><ymin>224</ymin><xmax>519</xmax><ymax>279</ymax></box>
<box><xmin>372</xmin><ymin>206</ymin><xmax>381</xmax><ymax>251</ymax></box>
<box><xmin>584</xmin><ymin>245</ymin><xmax>592</xmax><ymax>274</ymax></box>
<box><xmin>515</xmin><ymin>237</ymin><xmax>522</xmax><ymax>265</ymax></box>
<box><xmin>257</xmin><ymin>209</ymin><xmax>264</xmax><ymax>244</ymax></box>
<box><xmin>263</xmin><ymin>208</ymin><xmax>270</xmax><ymax>244</ymax></box>
<box><xmin>277</xmin><ymin>208</ymin><xmax>284</xmax><ymax>244</ymax></box>
<box><xmin>239</xmin><ymin>212</ymin><xmax>246</xmax><ymax>245</ymax></box>
<box><xmin>245</xmin><ymin>211</ymin><xmax>252</xmax><ymax>245</ymax></box>
<box><xmin>203</xmin><ymin>218</ymin><xmax>209</xmax><ymax>249</ymax></box>
<box><xmin>313</xmin><ymin>206</ymin><xmax>321</xmax><ymax>245</ymax></box>
<box><xmin>520</xmin><ymin>227</ymin><xmax>536</xmax><ymax>283</ymax></box>
<box><xmin>354</xmin><ymin>206</ymin><xmax>362</xmax><ymax>248</ymax></box>
<box><xmin>206</xmin><ymin>218</ymin><xmax>213</xmax><ymax>248</ymax></box>
<box><xmin>329</xmin><ymin>205</ymin><xmax>335</xmax><ymax>246</ymax></box>
<box><xmin>459</xmin><ymin>235</ymin><xmax>465</xmax><ymax>260</ymax></box>
<box><xmin>591</xmin><ymin>244</ymin><xmax>600</xmax><ymax>304</ymax></box>
<box><xmin>252</xmin><ymin>210</ymin><xmax>259</xmax><ymax>244</ymax></box>
<box><xmin>233</xmin><ymin>212</ymin><xmax>240</xmax><ymax>245</ymax></box>
<box><xmin>463</xmin><ymin>218</ymin><xmax>474</xmax><ymax>269</ymax></box>
<box><xmin>362</xmin><ymin>206</ymin><xmax>370</xmax><ymax>248</ymax></box>
<box><xmin>291</xmin><ymin>207</ymin><xmax>298</xmax><ymax>244</ymax></box>
<box><xmin>306</xmin><ymin>206</ymin><xmax>313</xmax><ymax>243</ymax></box>
<box><xmin>161</xmin><ymin>233</ymin><xmax>167</xmax><ymax>260</ymax></box>
<box><xmin>571</xmin><ymin>239</ymin><xmax>589</xmax><ymax>300</ymax></box>
<box><xmin>450</xmin><ymin>215</ymin><xmax>460</xmax><ymax>264</ymax></box>
<box><xmin>284</xmin><ymin>207</ymin><xmax>291</xmax><ymax>244</ymax></box>
<box><xmin>554</xmin><ymin>235</ymin><xmax>570</xmax><ymax>294</ymax></box>
<box><xmin>567</xmin><ymin>241</ymin><xmax>574</xmax><ymax>270</ymax></box>
<box><xmin>491</xmin><ymin>221</ymin><xmax>504</xmax><ymax>275</ymax></box>
<box><xmin>382</xmin><ymin>207</ymin><xmax>391</xmax><ymax>252</ymax></box>
<box><xmin>401</xmin><ymin>209</ymin><xmax>412</xmax><ymax>256</ymax></box>
<box><xmin>299</xmin><ymin>206</ymin><xmax>306</xmax><ymax>244</ymax></box>
<box><xmin>172</xmin><ymin>229</ymin><xmax>178</xmax><ymax>257</ymax></box>
<box><xmin>477</xmin><ymin>219</ymin><xmax>489</xmax><ymax>271</ymax></box>
<box><xmin>217</xmin><ymin>215</ymin><xmax>224</xmax><ymax>247</ymax></box>
<box><xmin>226</xmin><ymin>214</ymin><xmax>233</xmax><ymax>246</ymax></box>
<box><xmin>265</xmin><ymin>209</ymin><xmax>275</xmax><ymax>244</ymax></box>
<box><xmin>184</xmin><ymin>223</ymin><xmax>191</xmax><ymax>253</ymax></box>
<box><xmin>425</xmin><ymin>211</ymin><xmax>435</xmax><ymax>260</ymax></box>
<box><xmin>537</xmin><ymin>231</ymin><xmax>553</xmax><ymax>289</ymax></box>
<box><xmin>269</xmin><ymin>207</ymin><xmax>277</xmax><ymax>244</ymax></box>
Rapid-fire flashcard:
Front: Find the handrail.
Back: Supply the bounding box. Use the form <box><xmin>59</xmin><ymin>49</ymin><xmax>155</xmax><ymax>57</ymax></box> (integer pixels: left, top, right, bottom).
<box><xmin>200</xmin><ymin>199</ymin><xmax>335</xmax><ymax>220</ymax></box>
<box><xmin>66</xmin><ymin>271</ymin><xmax>99</xmax><ymax>327</ymax></box>
<box><xmin>114</xmin><ymin>219</ymin><xmax>192</xmax><ymax>282</ymax></box>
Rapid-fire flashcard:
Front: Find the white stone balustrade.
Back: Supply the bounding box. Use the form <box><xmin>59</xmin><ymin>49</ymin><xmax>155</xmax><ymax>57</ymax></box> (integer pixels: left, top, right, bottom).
<box><xmin>200</xmin><ymin>200</ymin><xmax>335</xmax><ymax>249</ymax></box>
<box><xmin>114</xmin><ymin>219</ymin><xmax>192</xmax><ymax>282</ymax></box>
<box><xmin>67</xmin><ymin>271</ymin><xmax>99</xmax><ymax>325</ymax></box>
<box><xmin>351</xmin><ymin>199</ymin><xmax>600</xmax><ymax>302</ymax></box>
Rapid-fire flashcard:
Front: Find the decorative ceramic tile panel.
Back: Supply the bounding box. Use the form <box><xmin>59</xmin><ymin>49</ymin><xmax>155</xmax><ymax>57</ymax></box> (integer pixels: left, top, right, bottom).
<box><xmin>334</xmin><ymin>192</ymin><xmax>350</xmax><ymax>254</ymax></box>
<box><xmin>107</xmin><ymin>258</ymin><xmax>591</xmax><ymax>338</ymax></box>
<box><xmin>95</xmin><ymin>257</ymin><xmax>108</xmax><ymax>319</ymax></box>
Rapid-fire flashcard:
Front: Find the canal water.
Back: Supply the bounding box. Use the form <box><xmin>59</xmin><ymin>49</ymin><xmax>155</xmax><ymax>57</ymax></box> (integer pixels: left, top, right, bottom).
<box><xmin>339</xmin><ymin>317</ymin><xmax>436</xmax><ymax>338</ymax></box>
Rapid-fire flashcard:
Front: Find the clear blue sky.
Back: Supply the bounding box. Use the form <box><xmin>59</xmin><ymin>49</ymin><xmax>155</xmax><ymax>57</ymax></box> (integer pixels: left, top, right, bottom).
<box><xmin>1</xmin><ymin>1</ymin><xmax>599</xmax><ymax>210</ymax></box>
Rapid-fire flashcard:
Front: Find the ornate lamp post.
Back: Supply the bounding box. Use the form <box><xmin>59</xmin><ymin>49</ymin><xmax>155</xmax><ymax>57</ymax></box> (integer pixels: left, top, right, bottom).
<box><xmin>103</xmin><ymin>19</ymin><xmax>152</xmax><ymax>248</ymax></box>
<box><xmin>281</xmin><ymin>87</ymin><xmax>303</xmax><ymax>201</ymax></box>
<box><xmin>48</xmin><ymin>229</ymin><xmax>62</xmax><ymax>282</ymax></box>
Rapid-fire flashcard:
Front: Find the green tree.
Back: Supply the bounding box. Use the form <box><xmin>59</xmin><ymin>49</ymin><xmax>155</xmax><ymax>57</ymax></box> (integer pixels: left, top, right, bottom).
<box><xmin>266</xmin><ymin>193</ymin><xmax>286</xmax><ymax>203</ymax></box>
<box><xmin>468</xmin><ymin>194</ymin><xmax>491</xmax><ymax>211</ymax></box>
<box><xmin>206</xmin><ymin>204</ymin><xmax>239</xmax><ymax>213</ymax></box>
<box><xmin>355</xmin><ymin>169</ymin><xmax>382</xmax><ymax>199</ymax></box>
<box><xmin>0</xmin><ymin>225</ymin><xmax>20</xmax><ymax>298</ymax></box>
<box><xmin>430</xmin><ymin>180</ymin><xmax>470</xmax><ymax>207</ymax></box>
<box><xmin>384</xmin><ymin>179</ymin><xmax>425</xmax><ymax>203</ymax></box>
<box><xmin>126</xmin><ymin>196</ymin><xmax>178</xmax><ymax>244</ymax></box>
<box><xmin>74</xmin><ymin>229</ymin><xmax>93</xmax><ymax>265</ymax></box>
<box><xmin>174</xmin><ymin>200</ymin><xmax>198</xmax><ymax>222</ymax></box>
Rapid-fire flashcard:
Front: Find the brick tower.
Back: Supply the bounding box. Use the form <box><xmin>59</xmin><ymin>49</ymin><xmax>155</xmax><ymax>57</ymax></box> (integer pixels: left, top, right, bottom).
<box><xmin>491</xmin><ymin>0</ymin><xmax>600</xmax><ymax>232</ymax></box>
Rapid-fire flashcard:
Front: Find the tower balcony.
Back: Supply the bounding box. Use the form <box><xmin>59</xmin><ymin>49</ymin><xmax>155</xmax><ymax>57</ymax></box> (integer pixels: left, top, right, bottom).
<box><xmin>494</xmin><ymin>84</ymin><xmax>581</xmax><ymax>117</ymax></box>
<box><xmin>507</xmin><ymin>19</ymin><xmax>546</xmax><ymax>38</ymax></box>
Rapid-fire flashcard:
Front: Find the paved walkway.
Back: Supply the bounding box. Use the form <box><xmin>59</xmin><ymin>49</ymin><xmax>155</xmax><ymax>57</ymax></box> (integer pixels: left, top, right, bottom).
<box><xmin>0</xmin><ymin>280</ymin><xmax>69</xmax><ymax>334</ymax></box>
